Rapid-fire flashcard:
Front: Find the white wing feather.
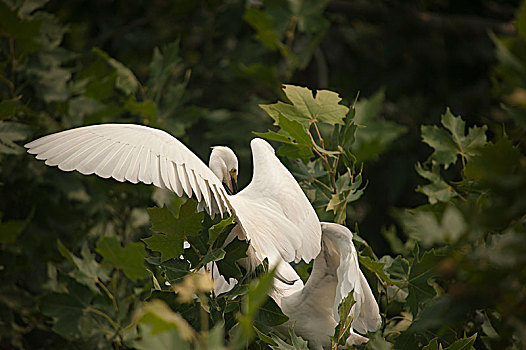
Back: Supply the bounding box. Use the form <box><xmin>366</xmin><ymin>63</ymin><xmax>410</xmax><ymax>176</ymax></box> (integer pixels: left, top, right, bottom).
<box><xmin>229</xmin><ymin>138</ymin><xmax>321</xmax><ymax>265</ymax></box>
<box><xmin>320</xmin><ymin>223</ymin><xmax>381</xmax><ymax>338</ymax></box>
<box><xmin>26</xmin><ymin>127</ymin><xmax>321</xmax><ymax>268</ymax></box>
<box><xmin>25</xmin><ymin>124</ymin><xmax>230</xmax><ymax>216</ymax></box>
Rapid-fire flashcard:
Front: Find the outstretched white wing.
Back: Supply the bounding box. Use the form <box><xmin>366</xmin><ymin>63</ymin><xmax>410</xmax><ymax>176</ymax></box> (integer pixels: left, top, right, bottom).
<box><xmin>25</xmin><ymin>124</ymin><xmax>231</xmax><ymax>216</ymax></box>
<box><xmin>229</xmin><ymin>138</ymin><xmax>322</xmax><ymax>265</ymax></box>
<box><xmin>321</xmin><ymin>223</ymin><xmax>381</xmax><ymax>344</ymax></box>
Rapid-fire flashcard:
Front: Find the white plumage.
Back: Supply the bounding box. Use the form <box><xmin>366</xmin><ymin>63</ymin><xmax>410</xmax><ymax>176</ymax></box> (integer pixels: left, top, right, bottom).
<box><xmin>278</xmin><ymin>222</ymin><xmax>381</xmax><ymax>350</ymax></box>
<box><xmin>25</xmin><ymin>123</ymin><xmax>322</xmax><ymax>267</ymax></box>
<box><xmin>26</xmin><ymin>124</ymin><xmax>381</xmax><ymax>349</ymax></box>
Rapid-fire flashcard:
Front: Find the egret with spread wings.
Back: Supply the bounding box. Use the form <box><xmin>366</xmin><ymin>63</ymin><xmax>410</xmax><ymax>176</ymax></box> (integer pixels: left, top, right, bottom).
<box><xmin>25</xmin><ymin>124</ymin><xmax>321</xmax><ymax>271</ymax></box>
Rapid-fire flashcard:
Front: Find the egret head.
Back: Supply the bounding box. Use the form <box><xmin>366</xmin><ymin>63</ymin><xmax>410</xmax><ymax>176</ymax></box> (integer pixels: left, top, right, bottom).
<box><xmin>209</xmin><ymin>146</ymin><xmax>238</xmax><ymax>195</ymax></box>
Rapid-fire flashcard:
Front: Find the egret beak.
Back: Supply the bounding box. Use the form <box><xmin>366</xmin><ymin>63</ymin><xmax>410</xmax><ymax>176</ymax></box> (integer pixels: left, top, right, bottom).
<box><xmin>230</xmin><ymin>173</ymin><xmax>238</xmax><ymax>194</ymax></box>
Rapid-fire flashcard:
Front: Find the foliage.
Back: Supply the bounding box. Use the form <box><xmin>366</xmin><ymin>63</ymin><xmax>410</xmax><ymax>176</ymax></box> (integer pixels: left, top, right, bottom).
<box><xmin>0</xmin><ymin>0</ymin><xmax>525</xmax><ymax>350</ymax></box>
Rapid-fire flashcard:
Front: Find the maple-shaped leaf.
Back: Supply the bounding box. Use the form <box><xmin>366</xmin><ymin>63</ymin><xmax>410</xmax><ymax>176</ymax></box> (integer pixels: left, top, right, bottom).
<box><xmin>255</xmin><ymin>113</ymin><xmax>315</xmax><ymax>162</ymax></box>
<box><xmin>260</xmin><ymin>85</ymin><xmax>348</xmax><ymax>129</ymax></box>
<box><xmin>216</xmin><ymin>238</ymin><xmax>249</xmax><ymax>279</ymax></box>
<box><xmin>96</xmin><ymin>236</ymin><xmax>149</xmax><ymax>282</ymax></box>
<box><xmin>421</xmin><ymin>108</ymin><xmax>487</xmax><ymax>169</ymax></box>
<box><xmin>406</xmin><ymin>249</ymin><xmax>444</xmax><ymax>317</ymax></box>
<box><xmin>57</xmin><ymin>240</ymin><xmax>110</xmax><ymax>293</ymax></box>
<box><xmin>143</xmin><ymin>200</ymin><xmax>204</xmax><ymax>262</ymax></box>
<box><xmin>415</xmin><ymin>162</ymin><xmax>457</xmax><ymax>204</ymax></box>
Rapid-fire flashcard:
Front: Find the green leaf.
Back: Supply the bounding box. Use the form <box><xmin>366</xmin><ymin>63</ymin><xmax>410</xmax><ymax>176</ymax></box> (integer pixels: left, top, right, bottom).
<box><xmin>464</xmin><ymin>138</ymin><xmax>522</xmax><ymax>186</ymax></box>
<box><xmin>199</xmin><ymin>248</ymin><xmax>226</xmax><ymax>267</ymax></box>
<box><xmin>162</xmin><ymin>259</ymin><xmax>191</xmax><ymax>284</ymax></box>
<box><xmin>95</xmin><ymin>236</ymin><xmax>148</xmax><ymax>282</ymax></box>
<box><xmin>415</xmin><ymin>162</ymin><xmax>457</xmax><ymax>204</ymax></box>
<box><xmin>132</xmin><ymin>324</ymin><xmax>191</xmax><ymax>350</ymax></box>
<box><xmin>358</xmin><ymin>255</ymin><xmax>394</xmax><ymax>285</ymax></box>
<box><xmin>93</xmin><ymin>47</ymin><xmax>138</xmax><ymax>95</ymax></box>
<box><xmin>0</xmin><ymin>217</ymin><xmax>24</xmax><ymax>244</ymax></box>
<box><xmin>244</xmin><ymin>7</ymin><xmax>279</xmax><ymax>50</ymax></box>
<box><xmin>444</xmin><ymin>333</ymin><xmax>477</xmax><ymax>350</ymax></box>
<box><xmin>0</xmin><ymin>97</ymin><xmax>22</xmax><ymax>121</ymax></box>
<box><xmin>254</xmin><ymin>297</ymin><xmax>289</xmax><ymax>327</ymax></box>
<box><xmin>352</xmin><ymin>90</ymin><xmax>407</xmax><ymax>163</ymax></box>
<box><xmin>195</xmin><ymin>324</ymin><xmax>227</xmax><ymax>350</ymax></box>
<box><xmin>147</xmin><ymin>40</ymin><xmax>182</xmax><ymax>101</ymax></box>
<box><xmin>134</xmin><ymin>299</ymin><xmax>195</xmax><ymax>341</ymax></box>
<box><xmin>260</xmin><ymin>85</ymin><xmax>348</xmax><ymax>129</ymax></box>
<box><xmin>144</xmin><ymin>201</ymin><xmax>204</xmax><ymax>262</ymax></box>
<box><xmin>331</xmin><ymin>290</ymin><xmax>356</xmax><ymax>347</ymax></box>
<box><xmin>254</xmin><ymin>326</ymin><xmax>278</xmax><ymax>346</ymax></box>
<box><xmin>516</xmin><ymin>1</ymin><xmax>526</xmax><ymax>43</ymax></box>
<box><xmin>422</xmin><ymin>338</ymin><xmax>440</xmax><ymax>350</ymax></box>
<box><xmin>208</xmin><ymin>215</ymin><xmax>235</xmax><ymax>246</ymax></box>
<box><xmin>406</xmin><ymin>249</ymin><xmax>444</xmax><ymax>317</ymax></box>
<box><xmin>57</xmin><ymin>240</ymin><xmax>110</xmax><ymax>293</ymax></box>
<box><xmin>395</xmin><ymin>206</ymin><xmax>466</xmax><ymax>247</ymax></box>
<box><xmin>256</xmin><ymin>113</ymin><xmax>315</xmax><ymax>162</ymax></box>
<box><xmin>326</xmin><ymin>172</ymin><xmax>364</xmax><ymax>224</ymax></box>
<box><xmin>423</xmin><ymin>334</ymin><xmax>477</xmax><ymax>350</ymax></box>
<box><xmin>237</xmin><ymin>267</ymin><xmax>276</xmax><ymax>341</ymax></box>
<box><xmin>216</xmin><ymin>238</ymin><xmax>248</xmax><ymax>279</ymax></box>
<box><xmin>0</xmin><ymin>121</ymin><xmax>31</xmax><ymax>154</ymax></box>
<box><xmin>125</xmin><ymin>98</ymin><xmax>158</xmax><ymax>121</ymax></box>
<box><xmin>40</xmin><ymin>282</ymin><xmax>100</xmax><ymax>340</ymax></box>
<box><xmin>421</xmin><ymin>108</ymin><xmax>487</xmax><ymax>169</ymax></box>
<box><xmin>271</xmin><ymin>327</ymin><xmax>309</xmax><ymax>350</ymax></box>
<box><xmin>0</xmin><ymin>2</ymin><xmax>42</xmax><ymax>53</ymax></box>
<box><xmin>288</xmin><ymin>0</ymin><xmax>329</xmax><ymax>33</ymax></box>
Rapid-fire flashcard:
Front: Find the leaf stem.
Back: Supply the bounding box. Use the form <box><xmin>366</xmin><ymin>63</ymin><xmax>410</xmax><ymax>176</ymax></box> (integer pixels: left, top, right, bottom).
<box><xmin>97</xmin><ymin>278</ymin><xmax>119</xmax><ymax>312</ymax></box>
<box><xmin>85</xmin><ymin>306</ymin><xmax>119</xmax><ymax>330</ymax></box>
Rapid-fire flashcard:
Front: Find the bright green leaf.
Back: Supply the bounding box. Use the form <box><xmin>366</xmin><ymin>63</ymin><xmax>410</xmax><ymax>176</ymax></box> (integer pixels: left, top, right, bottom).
<box><xmin>260</xmin><ymin>85</ymin><xmax>348</xmax><ymax>129</ymax></box>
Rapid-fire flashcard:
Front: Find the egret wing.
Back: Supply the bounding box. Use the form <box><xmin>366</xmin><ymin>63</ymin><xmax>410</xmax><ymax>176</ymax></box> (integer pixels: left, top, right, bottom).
<box><xmin>320</xmin><ymin>223</ymin><xmax>381</xmax><ymax>337</ymax></box>
<box><xmin>25</xmin><ymin>124</ymin><xmax>231</xmax><ymax>216</ymax></box>
<box><xmin>228</xmin><ymin>138</ymin><xmax>321</xmax><ymax>265</ymax></box>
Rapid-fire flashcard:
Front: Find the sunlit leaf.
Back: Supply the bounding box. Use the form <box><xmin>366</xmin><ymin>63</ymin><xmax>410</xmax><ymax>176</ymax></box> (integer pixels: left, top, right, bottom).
<box><xmin>260</xmin><ymin>85</ymin><xmax>348</xmax><ymax>129</ymax></box>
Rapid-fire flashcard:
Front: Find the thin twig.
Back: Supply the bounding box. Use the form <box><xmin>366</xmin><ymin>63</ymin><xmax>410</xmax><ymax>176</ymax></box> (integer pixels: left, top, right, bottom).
<box><xmin>96</xmin><ymin>278</ymin><xmax>119</xmax><ymax>313</ymax></box>
<box><xmin>85</xmin><ymin>306</ymin><xmax>119</xmax><ymax>330</ymax></box>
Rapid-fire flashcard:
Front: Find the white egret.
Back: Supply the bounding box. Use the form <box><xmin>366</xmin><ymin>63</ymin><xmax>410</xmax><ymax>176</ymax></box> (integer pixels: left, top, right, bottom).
<box><xmin>276</xmin><ymin>222</ymin><xmax>381</xmax><ymax>350</ymax></box>
<box><xmin>24</xmin><ymin>124</ymin><xmax>322</xmax><ymax>273</ymax></box>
